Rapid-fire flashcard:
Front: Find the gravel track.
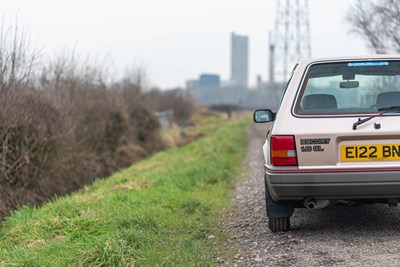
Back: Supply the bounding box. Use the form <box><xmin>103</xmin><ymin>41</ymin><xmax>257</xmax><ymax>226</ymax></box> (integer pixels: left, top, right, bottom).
<box><xmin>219</xmin><ymin>124</ymin><xmax>400</xmax><ymax>266</ymax></box>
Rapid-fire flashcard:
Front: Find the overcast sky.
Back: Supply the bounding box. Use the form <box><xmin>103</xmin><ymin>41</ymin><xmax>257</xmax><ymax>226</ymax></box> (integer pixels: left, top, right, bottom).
<box><xmin>3</xmin><ymin>0</ymin><xmax>369</xmax><ymax>88</ymax></box>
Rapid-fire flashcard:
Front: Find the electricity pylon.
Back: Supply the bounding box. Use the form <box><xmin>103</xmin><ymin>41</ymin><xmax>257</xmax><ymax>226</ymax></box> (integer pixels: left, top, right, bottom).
<box><xmin>272</xmin><ymin>0</ymin><xmax>311</xmax><ymax>82</ymax></box>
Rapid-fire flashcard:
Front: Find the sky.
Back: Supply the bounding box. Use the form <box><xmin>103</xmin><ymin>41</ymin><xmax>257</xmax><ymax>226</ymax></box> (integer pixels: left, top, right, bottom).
<box><xmin>3</xmin><ymin>0</ymin><xmax>369</xmax><ymax>89</ymax></box>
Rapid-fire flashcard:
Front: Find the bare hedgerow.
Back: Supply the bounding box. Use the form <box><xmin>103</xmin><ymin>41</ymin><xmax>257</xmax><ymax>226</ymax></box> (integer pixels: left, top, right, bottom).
<box><xmin>0</xmin><ymin>22</ymin><xmax>196</xmax><ymax>218</ymax></box>
<box><xmin>0</xmin><ymin>22</ymin><xmax>41</xmax><ymax>92</ymax></box>
<box><xmin>0</xmin><ymin>91</ymin><xmax>58</xmax><ymax>184</ymax></box>
<box><xmin>144</xmin><ymin>89</ymin><xmax>199</xmax><ymax>126</ymax></box>
<box><xmin>39</xmin><ymin>59</ymin><xmax>163</xmax><ymax>181</ymax></box>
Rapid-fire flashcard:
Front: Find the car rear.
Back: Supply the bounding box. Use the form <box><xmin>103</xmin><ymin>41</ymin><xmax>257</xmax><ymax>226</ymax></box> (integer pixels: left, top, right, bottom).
<box><xmin>267</xmin><ymin>117</ymin><xmax>400</xmax><ymax>201</ymax></box>
<box><xmin>255</xmin><ymin>56</ymin><xmax>400</xmax><ymax>232</ymax></box>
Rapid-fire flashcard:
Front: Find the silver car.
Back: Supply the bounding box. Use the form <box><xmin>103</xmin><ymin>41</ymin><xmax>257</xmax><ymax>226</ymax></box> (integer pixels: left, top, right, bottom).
<box><xmin>254</xmin><ymin>55</ymin><xmax>400</xmax><ymax>232</ymax></box>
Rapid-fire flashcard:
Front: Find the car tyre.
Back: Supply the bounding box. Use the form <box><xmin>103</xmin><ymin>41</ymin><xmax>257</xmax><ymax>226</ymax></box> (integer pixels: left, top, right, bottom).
<box><xmin>268</xmin><ymin>217</ymin><xmax>290</xmax><ymax>232</ymax></box>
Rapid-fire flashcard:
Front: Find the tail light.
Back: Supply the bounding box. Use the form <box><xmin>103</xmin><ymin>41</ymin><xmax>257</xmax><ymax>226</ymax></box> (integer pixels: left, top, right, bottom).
<box><xmin>271</xmin><ymin>135</ymin><xmax>298</xmax><ymax>166</ymax></box>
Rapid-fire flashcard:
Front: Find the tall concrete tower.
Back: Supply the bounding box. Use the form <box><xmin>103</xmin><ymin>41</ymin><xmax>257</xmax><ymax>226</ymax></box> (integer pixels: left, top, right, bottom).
<box><xmin>272</xmin><ymin>0</ymin><xmax>311</xmax><ymax>82</ymax></box>
<box><xmin>231</xmin><ymin>32</ymin><xmax>249</xmax><ymax>87</ymax></box>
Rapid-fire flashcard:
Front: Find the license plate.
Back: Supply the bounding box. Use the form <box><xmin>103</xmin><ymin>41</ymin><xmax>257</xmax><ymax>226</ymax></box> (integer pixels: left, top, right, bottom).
<box><xmin>341</xmin><ymin>144</ymin><xmax>400</xmax><ymax>162</ymax></box>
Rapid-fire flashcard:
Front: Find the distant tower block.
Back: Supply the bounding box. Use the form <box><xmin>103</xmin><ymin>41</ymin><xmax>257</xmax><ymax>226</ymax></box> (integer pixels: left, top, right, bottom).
<box><xmin>273</xmin><ymin>0</ymin><xmax>311</xmax><ymax>82</ymax></box>
<box><xmin>231</xmin><ymin>32</ymin><xmax>249</xmax><ymax>87</ymax></box>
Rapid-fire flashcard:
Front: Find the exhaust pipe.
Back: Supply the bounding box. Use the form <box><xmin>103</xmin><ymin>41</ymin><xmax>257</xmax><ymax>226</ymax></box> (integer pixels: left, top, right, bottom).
<box><xmin>305</xmin><ymin>198</ymin><xmax>316</xmax><ymax>209</ymax></box>
<box><xmin>303</xmin><ymin>197</ymin><xmax>330</xmax><ymax>210</ymax></box>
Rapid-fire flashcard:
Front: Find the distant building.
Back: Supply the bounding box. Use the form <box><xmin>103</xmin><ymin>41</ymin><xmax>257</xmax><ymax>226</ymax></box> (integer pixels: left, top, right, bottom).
<box><xmin>231</xmin><ymin>32</ymin><xmax>249</xmax><ymax>87</ymax></box>
<box><xmin>186</xmin><ymin>74</ymin><xmax>220</xmax><ymax>90</ymax></box>
<box><xmin>186</xmin><ymin>79</ymin><xmax>198</xmax><ymax>90</ymax></box>
<box><xmin>188</xmin><ymin>81</ymin><xmax>286</xmax><ymax>111</ymax></box>
<box><xmin>198</xmin><ymin>74</ymin><xmax>220</xmax><ymax>89</ymax></box>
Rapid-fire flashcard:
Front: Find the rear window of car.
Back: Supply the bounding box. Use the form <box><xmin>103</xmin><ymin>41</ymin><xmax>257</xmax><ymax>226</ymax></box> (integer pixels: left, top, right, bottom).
<box><xmin>295</xmin><ymin>61</ymin><xmax>400</xmax><ymax>115</ymax></box>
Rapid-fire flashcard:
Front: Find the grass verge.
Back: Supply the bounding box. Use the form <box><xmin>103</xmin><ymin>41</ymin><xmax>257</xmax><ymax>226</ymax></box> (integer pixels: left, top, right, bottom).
<box><xmin>0</xmin><ymin>116</ymin><xmax>249</xmax><ymax>266</ymax></box>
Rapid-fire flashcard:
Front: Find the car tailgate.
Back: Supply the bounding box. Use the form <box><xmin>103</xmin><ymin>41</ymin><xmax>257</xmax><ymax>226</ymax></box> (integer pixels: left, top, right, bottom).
<box><xmin>289</xmin><ymin>116</ymin><xmax>400</xmax><ymax>169</ymax></box>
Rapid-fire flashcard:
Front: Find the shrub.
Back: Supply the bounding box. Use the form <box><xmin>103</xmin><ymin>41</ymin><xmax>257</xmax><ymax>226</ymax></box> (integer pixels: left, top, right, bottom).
<box><xmin>144</xmin><ymin>89</ymin><xmax>198</xmax><ymax>126</ymax></box>
<box><xmin>0</xmin><ymin>24</ymin><xmax>198</xmax><ymax>219</ymax></box>
<box><xmin>0</xmin><ymin>61</ymin><xmax>165</xmax><ymax>218</ymax></box>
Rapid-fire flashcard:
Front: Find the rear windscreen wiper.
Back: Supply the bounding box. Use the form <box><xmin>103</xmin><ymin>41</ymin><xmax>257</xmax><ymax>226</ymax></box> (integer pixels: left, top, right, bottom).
<box><xmin>353</xmin><ymin>105</ymin><xmax>400</xmax><ymax>130</ymax></box>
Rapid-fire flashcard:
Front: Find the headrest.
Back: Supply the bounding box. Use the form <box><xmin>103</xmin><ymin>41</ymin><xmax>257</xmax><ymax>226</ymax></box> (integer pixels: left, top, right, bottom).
<box><xmin>302</xmin><ymin>94</ymin><xmax>337</xmax><ymax>110</ymax></box>
<box><xmin>376</xmin><ymin>91</ymin><xmax>400</xmax><ymax>110</ymax></box>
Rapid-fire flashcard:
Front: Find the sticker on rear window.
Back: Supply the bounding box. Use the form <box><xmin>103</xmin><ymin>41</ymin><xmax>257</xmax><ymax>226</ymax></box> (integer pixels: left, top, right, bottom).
<box><xmin>348</xmin><ymin>62</ymin><xmax>389</xmax><ymax>67</ymax></box>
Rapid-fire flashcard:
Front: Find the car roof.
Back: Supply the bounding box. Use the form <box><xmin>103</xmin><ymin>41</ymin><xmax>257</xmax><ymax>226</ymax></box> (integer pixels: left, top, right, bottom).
<box><xmin>298</xmin><ymin>54</ymin><xmax>400</xmax><ymax>67</ymax></box>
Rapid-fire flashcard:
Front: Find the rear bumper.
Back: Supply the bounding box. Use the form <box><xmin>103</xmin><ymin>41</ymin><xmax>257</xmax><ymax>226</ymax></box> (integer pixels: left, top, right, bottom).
<box><xmin>266</xmin><ymin>169</ymin><xmax>400</xmax><ymax>201</ymax></box>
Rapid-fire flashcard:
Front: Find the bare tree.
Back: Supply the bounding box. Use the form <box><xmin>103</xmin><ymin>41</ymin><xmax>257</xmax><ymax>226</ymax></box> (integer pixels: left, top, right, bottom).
<box><xmin>0</xmin><ymin>20</ymin><xmax>42</xmax><ymax>92</ymax></box>
<box><xmin>347</xmin><ymin>0</ymin><xmax>400</xmax><ymax>53</ymax></box>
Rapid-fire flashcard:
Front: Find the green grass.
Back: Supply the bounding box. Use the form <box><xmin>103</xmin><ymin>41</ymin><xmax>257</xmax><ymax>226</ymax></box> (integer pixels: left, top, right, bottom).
<box><xmin>0</xmin><ymin>116</ymin><xmax>248</xmax><ymax>266</ymax></box>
